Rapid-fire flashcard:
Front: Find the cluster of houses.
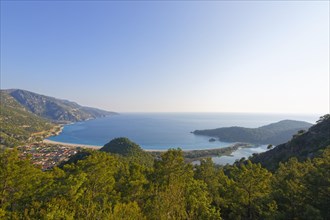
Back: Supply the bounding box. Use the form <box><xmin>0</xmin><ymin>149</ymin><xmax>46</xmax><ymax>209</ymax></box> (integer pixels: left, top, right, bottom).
<box><xmin>18</xmin><ymin>143</ymin><xmax>80</xmax><ymax>170</ymax></box>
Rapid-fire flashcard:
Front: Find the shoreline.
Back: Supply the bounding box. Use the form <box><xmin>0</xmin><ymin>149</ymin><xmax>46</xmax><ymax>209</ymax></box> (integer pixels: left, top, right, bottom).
<box><xmin>42</xmin><ymin>139</ymin><xmax>252</xmax><ymax>153</ymax></box>
<box><xmin>41</xmin><ymin>139</ymin><xmax>262</xmax><ymax>163</ymax></box>
<box><xmin>42</xmin><ymin>139</ymin><xmax>102</xmax><ymax>149</ymax></box>
<box><xmin>42</xmin><ymin>139</ymin><xmax>178</xmax><ymax>152</ymax></box>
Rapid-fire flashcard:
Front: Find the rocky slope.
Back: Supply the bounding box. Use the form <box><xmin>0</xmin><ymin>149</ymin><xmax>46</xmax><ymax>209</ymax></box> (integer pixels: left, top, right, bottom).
<box><xmin>2</xmin><ymin>89</ymin><xmax>117</xmax><ymax>123</ymax></box>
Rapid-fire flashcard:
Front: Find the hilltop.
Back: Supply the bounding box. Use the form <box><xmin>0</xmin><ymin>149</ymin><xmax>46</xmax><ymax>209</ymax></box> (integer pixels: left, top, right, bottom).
<box><xmin>100</xmin><ymin>137</ymin><xmax>154</xmax><ymax>167</ymax></box>
<box><xmin>193</xmin><ymin>120</ymin><xmax>313</xmax><ymax>145</ymax></box>
<box><xmin>2</xmin><ymin>89</ymin><xmax>117</xmax><ymax>123</ymax></box>
<box><xmin>251</xmin><ymin>114</ymin><xmax>330</xmax><ymax>170</ymax></box>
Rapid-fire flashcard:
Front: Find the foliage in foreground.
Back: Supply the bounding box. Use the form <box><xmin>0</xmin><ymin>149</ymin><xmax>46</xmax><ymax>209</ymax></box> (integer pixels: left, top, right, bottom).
<box><xmin>1</xmin><ymin>147</ymin><xmax>329</xmax><ymax>219</ymax></box>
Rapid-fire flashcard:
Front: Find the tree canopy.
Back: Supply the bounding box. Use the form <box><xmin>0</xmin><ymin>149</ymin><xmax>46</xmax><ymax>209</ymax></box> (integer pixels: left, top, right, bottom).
<box><xmin>1</xmin><ymin>145</ymin><xmax>329</xmax><ymax>219</ymax></box>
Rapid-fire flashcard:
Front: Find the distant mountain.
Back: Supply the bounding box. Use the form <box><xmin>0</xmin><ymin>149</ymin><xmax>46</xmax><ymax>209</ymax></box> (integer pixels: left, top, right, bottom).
<box><xmin>0</xmin><ymin>91</ymin><xmax>55</xmax><ymax>148</ymax></box>
<box><xmin>100</xmin><ymin>137</ymin><xmax>154</xmax><ymax>167</ymax></box>
<box><xmin>2</xmin><ymin>89</ymin><xmax>117</xmax><ymax>123</ymax></box>
<box><xmin>193</xmin><ymin>120</ymin><xmax>313</xmax><ymax>145</ymax></box>
<box><xmin>0</xmin><ymin>89</ymin><xmax>117</xmax><ymax>148</ymax></box>
<box><xmin>251</xmin><ymin>114</ymin><xmax>330</xmax><ymax>170</ymax></box>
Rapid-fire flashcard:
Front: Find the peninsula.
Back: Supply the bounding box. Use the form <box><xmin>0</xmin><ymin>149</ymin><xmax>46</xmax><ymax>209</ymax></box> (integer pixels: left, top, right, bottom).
<box><xmin>193</xmin><ymin>120</ymin><xmax>312</xmax><ymax>145</ymax></box>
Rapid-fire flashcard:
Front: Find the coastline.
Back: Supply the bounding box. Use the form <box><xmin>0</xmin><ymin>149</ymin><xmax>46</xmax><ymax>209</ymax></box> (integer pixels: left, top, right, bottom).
<box><xmin>148</xmin><ymin>142</ymin><xmax>254</xmax><ymax>163</ymax></box>
<box><xmin>43</xmin><ymin>139</ymin><xmax>177</xmax><ymax>152</ymax></box>
<box><xmin>42</xmin><ymin>139</ymin><xmax>249</xmax><ymax>153</ymax></box>
<box><xmin>44</xmin><ymin>122</ymin><xmax>103</xmax><ymax>149</ymax></box>
<box><xmin>42</xmin><ymin>139</ymin><xmax>245</xmax><ymax>153</ymax></box>
<box><xmin>41</xmin><ymin>139</ymin><xmax>262</xmax><ymax>164</ymax></box>
<box><xmin>42</xmin><ymin>139</ymin><xmax>102</xmax><ymax>149</ymax></box>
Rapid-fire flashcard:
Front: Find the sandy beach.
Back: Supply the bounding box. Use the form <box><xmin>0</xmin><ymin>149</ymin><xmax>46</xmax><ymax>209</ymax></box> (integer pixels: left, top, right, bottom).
<box><xmin>42</xmin><ymin>139</ymin><xmax>247</xmax><ymax>153</ymax></box>
<box><xmin>42</xmin><ymin>139</ymin><xmax>102</xmax><ymax>149</ymax></box>
<box><xmin>43</xmin><ymin>139</ymin><xmax>169</xmax><ymax>152</ymax></box>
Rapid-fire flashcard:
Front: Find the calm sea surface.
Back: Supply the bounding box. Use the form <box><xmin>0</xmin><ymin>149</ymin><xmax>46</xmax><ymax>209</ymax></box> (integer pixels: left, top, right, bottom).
<box><xmin>48</xmin><ymin>113</ymin><xmax>318</xmax><ymax>152</ymax></box>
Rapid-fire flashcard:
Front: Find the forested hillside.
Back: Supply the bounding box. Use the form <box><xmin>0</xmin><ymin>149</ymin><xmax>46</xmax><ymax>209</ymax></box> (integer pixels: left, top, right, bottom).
<box><xmin>1</xmin><ymin>116</ymin><xmax>329</xmax><ymax>219</ymax></box>
<box><xmin>0</xmin><ymin>91</ymin><xmax>56</xmax><ymax>148</ymax></box>
<box><xmin>0</xmin><ymin>89</ymin><xmax>118</xmax><ymax>148</ymax></box>
<box><xmin>1</xmin><ymin>146</ymin><xmax>329</xmax><ymax>219</ymax></box>
<box><xmin>100</xmin><ymin>137</ymin><xmax>154</xmax><ymax>167</ymax></box>
<box><xmin>193</xmin><ymin>120</ymin><xmax>312</xmax><ymax>145</ymax></box>
<box><xmin>251</xmin><ymin>114</ymin><xmax>330</xmax><ymax>170</ymax></box>
<box><xmin>1</xmin><ymin>106</ymin><xmax>329</xmax><ymax>219</ymax></box>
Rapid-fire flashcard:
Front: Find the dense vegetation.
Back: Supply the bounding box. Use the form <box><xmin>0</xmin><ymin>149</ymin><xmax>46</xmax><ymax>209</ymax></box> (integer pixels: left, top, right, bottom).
<box><xmin>252</xmin><ymin>114</ymin><xmax>330</xmax><ymax>170</ymax></box>
<box><xmin>193</xmin><ymin>120</ymin><xmax>312</xmax><ymax>145</ymax></box>
<box><xmin>1</xmin><ymin>105</ymin><xmax>329</xmax><ymax>219</ymax></box>
<box><xmin>2</xmin><ymin>89</ymin><xmax>117</xmax><ymax>123</ymax></box>
<box><xmin>0</xmin><ymin>92</ymin><xmax>55</xmax><ymax>148</ymax></box>
<box><xmin>1</xmin><ymin>145</ymin><xmax>329</xmax><ymax>219</ymax></box>
<box><xmin>100</xmin><ymin>137</ymin><xmax>154</xmax><ymax>167</ymax></box>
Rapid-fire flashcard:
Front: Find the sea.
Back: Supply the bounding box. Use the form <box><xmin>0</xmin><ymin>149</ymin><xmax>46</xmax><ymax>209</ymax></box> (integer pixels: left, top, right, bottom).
<box><xmin>47</xmin><ymin>112</ymin><xmax>319</xmax><ymax>164</ymax></box>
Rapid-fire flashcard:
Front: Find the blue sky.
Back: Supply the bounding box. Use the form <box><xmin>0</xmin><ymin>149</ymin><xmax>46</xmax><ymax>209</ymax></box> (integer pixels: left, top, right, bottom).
<box><xmin>1</xmin><ymin>1</ymin><xmax>329</xmax><ymax>114</ymax></box>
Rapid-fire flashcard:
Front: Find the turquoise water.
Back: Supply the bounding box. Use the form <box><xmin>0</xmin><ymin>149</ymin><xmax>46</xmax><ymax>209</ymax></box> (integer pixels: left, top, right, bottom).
<box><xmin>47</xmin><ymin>112</ymin><xmax>318</xmax><ymax>150</ymax></box>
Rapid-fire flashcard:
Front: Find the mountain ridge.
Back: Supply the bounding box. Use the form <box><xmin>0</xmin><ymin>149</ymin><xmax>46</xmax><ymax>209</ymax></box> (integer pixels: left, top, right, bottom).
<box><xmin>0</xmin><ymin>89</ymin><xmax>117</xmax><ymax>148</ymax></box>
<box><xmin>2</xmin><ymin>89</ymin><xmax>118</xmax><ymax>123</ymax></box>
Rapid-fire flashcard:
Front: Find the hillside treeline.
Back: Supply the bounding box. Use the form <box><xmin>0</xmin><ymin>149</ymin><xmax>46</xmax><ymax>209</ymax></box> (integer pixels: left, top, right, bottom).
<box><xmin>1</xmin><ymin>146</ymin><xmax>329</xmax><ymax>220</ymax></box>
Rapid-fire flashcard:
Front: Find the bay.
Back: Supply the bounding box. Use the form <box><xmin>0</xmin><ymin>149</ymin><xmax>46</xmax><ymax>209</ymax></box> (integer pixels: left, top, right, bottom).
<box><xmin>47</xmin><ymin>112</ymin><xmax>318</xmax><ymax>151</ymax></box>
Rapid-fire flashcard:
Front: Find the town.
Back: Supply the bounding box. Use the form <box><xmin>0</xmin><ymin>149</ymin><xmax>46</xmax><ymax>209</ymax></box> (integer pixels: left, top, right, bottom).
<box><xmin>18</xmin><ymin>143</ymin><xmax>82</xmax><ymax>170</ymax></box>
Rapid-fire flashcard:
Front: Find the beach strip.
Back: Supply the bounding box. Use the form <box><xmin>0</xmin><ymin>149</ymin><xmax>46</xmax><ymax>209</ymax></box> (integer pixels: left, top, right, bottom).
<box><xmin>42</xmin><ymin>139</ymin><xmax>249</xmax><ymax>153</ymax></box>
<box><xmin>42</xmin><ymin>139</ymin><xmax>102</xmax><ymax>149</ymax></box>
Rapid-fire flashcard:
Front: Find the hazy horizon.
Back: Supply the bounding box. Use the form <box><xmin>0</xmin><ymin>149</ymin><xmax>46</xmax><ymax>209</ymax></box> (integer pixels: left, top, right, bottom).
<box><xmin>1</xmin><ymin>86</ymin><xmax>325</xmax><ymax>116</ymax></box>
<box><xmin>1</xmin><ymin>1</ymin><xmax>329</xmax><ymax>114</ymax></box>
